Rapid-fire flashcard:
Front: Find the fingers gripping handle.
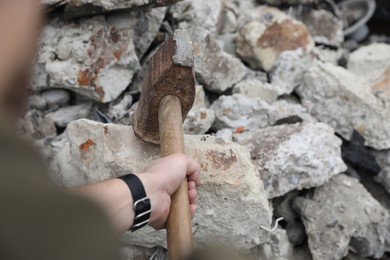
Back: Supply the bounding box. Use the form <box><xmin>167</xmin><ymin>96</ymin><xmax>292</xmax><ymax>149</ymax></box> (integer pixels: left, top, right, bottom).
<box><xmin>158</xmin><ymin>95</ymin><xmax>193</xmax><ymax>260</ymax></box>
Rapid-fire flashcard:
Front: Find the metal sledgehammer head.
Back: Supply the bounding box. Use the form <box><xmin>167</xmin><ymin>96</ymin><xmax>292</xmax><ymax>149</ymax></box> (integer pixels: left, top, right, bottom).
<box><xmin>133</xmin><ymin>29</ymin><xmax>196</xmax><ymax>144</ymax></box>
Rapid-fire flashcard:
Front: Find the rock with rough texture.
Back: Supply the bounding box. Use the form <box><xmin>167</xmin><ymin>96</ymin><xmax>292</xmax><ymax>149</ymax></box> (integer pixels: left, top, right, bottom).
<box><xmin>297</xmin><ymin>61</ymin><xmax>390</xmax><ymax>150</ymax></box>
<box><xmin>188</xmin><ymin>27</ymin><xmax>246</xmax><ymax>93</ymax></box>
<box><xmin>211</xmin><ymin>94</ymin><xmax>271</xmax><ymax>131</ymax></box>
<box><xmin>373</xmin><ymin>149</ymin><xmax>390</xmax><ymax>194</ymax></box>
<box><xmin>236</xmin><ymin>7</ymin><xmax>314</xmax><ymax>71</ymax></box>
<box><xmin>232</xmin><ymin>79</ymin><xmax>278</xmax><ymax>103</ymax></box>
<box><xmin>184</xmin><ymin>86</ymin><xmax>215</xmax><ymax>135</ymax></box>
<box><xmin>253</xmin><ymin>228</ymin><xmax>292</xmax><ymax>260</ymax></box>
<box><xmin>45</xmin><ymin>104</ymin><xmax>93</xmax><ymax>128</ymax></box>
<box><xmin>64</xmin><ymin>0</ymin><xmax>177</xmax><ymax>19</ymax></box>
<box><xmin>51</xmin><ymin>119</ymin><xmax>272</xmax><ymax>249</ymax></box>
<box><xmin>348</xmin><ymin>43</ymin><xmax>390</xmax><ymax>102</ymax></box>
<box><xmin>34</xmin><ymin>13</ymin><xmax>151</xmax><ymax>103</ymax></box>
<box><xmin>233</xmin><ymin>123</ymin><xmax>347</xmax><ymax>198</ymax></box>
<box><xmin>107</xmin><ymin>94</ymin><xmax>133</xmax><ymax>124</ymax></box>
<box><xmin>210</xmin><ymin>94</ymin><xmax>316</xmax><ymax>132</ymax></box>
<box><xmin>299</xmin><ymin>10</ymin><xmax>344</xmax><ymax>46</ymax></box>
<box><xmin>170</xmin><ymin>0</ymin><xmax>224</xmax><ymax>34</ymax></box>
<box><xmin>269</xmin><ymin>49</ymin><xmax>311</xmax><ymax>96</ymax></box>
<box><xmin>41</xmin><ymin>89</ymin><xmax>71</xmax><ymax>108</ymax></box>
<box><xmin>294</xmin><ymin>174</ymin><xmax>390</xmax><ymax>259</ymax></box>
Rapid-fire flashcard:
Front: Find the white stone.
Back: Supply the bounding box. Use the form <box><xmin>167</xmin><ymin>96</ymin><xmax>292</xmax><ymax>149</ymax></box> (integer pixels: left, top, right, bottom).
<box><xmin>210</xmin><ymin>94</ymin><xmax>316</xmax><ymax>132</ymax></box>
<box><xmin>187</xmin><ymin>26</ymin><xmax>247</xmax><ymax>93</ymax></box>
<box><xmin>51</xmin><ymin>119</ymin><xmax>272</xmax><ymax>249</ymax></box>
<box><xmin>35</xmin><ymin>14</ymin><xmax>144</xmax><ymax>103</ymax></box>
<box><xmin>235</xmin><ymin>7</ymin><xmax>314</xmax><ymax>71</ymax></box>
<box><xmin>184</xmin><ymin>86</ymin><xmax>215</xmax><ymax>135</ymax></box>
<box><xmin>233</xmin><ymin>123</ymin><xmax>347</xmax><ymax>198</ymax></box>
<box><xmin>45</xmin><ymin>104</ymin><xmax>92</xmax><ymax>128</ymax></box>
<box><xmin>232</xmin><ymin>79</ymin><xmax>278</xmax><ymax>103</ymax></box>
<box><xmin>294</xmin><ymin>174</ymin><xmax>390</xmax><ymax>259</ymax></box>
<box><xmin>373</xmin><ymin>149</ymin><xmax>390</xmax><ymax>194</ymax></box>
<box><xmin>41</xmin><ymin>89</ymin><xmax>71</xmax><ymax>108</ymax></box>
<box><xmin>297</xmin><ymin>61</ymin><xmax>390</xmax><ymax>150</ymax></box>
<box><xmin>269</xmin><ymin>49</ymin><xmax>311</xmax><ymax>96</ymax></box>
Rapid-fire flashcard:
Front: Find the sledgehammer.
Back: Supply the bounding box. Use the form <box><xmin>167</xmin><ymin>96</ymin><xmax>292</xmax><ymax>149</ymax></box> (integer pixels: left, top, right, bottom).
<box><xmin>133</xmin><ymin>29</ymin><xmax>196</xmax><ymax>260</ymax></box>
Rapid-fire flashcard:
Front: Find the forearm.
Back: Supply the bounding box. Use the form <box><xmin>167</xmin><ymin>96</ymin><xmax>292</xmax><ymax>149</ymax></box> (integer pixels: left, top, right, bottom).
<box><xmin>72</xmin><ymin>178</ymin><xmax>134</xmax><ymax>233</ymax></box>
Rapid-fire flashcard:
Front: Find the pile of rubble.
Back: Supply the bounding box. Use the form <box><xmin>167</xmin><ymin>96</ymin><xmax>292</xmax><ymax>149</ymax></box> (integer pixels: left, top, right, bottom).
<box><xmin>23</xmin><ymin>0</ymin><xmax>390</xmax><ymax>259</ymax></box>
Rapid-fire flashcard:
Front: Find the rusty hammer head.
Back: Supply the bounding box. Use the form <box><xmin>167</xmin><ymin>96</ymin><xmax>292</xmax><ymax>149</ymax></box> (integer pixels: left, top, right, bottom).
<box><xmin>133</xmin><ymin>29</ymin><xmax>196</xmax><ymax>144</ymax></box>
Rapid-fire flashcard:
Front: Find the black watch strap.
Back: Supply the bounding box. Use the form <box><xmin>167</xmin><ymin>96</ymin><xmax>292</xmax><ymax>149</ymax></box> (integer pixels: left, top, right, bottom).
<box><xmin>119</xmin><ymin>174</ymin><xmax>151</xmax><ymax>232</ymax></box>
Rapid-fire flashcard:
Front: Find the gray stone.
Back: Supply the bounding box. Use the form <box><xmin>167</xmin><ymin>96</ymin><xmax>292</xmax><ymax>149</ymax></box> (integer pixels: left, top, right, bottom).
<box><xmin>51</xmin><ymin>119</ymin><xmax>272</xmax><ymax>249</ymax></box>
<box><xmin>267</xmin><ymin>100</ymin><xmax>317</xmax><ymax>126</ymax></box>
<box><xmin>252</xmin><ymin>228</ymin><xmax>292</xmax><ymax>260</ymax></box>
<box><xmin>45</xmin><ymin>104</ymin><xmax>92</xmax><ymax>128</ymax></box>
<box><xmin>233</xmin><ymin>123</ymin><xmax>347</xmax><ymax>198</ymax></box>
<box><xmin>28</xmin><ymin>95</ymin><xmax>47</xmax><ymax>111</ymax></box>
<box><xmin>23</xmin><ymin>110</ymin><xmax>57</xmax><ymax>139</ymax></box>
<box><xmin>311</xmin><ymin>46</ymin><xmax>345</xmax><ymax>65</ymax></box>
<box><xmin>348</xmin><ymin>43</ymin><xmax>390</xmax><ymax>102</ymax></box>
<box><xmin>210</xmin><ymin>94</ymin><xmax>315</xmax><ymax>132</ymax></box>
<box><xmin>232</xmin><ymin>79</ymin><xmax>278</xmax><ymax>103</ymax></box>
<box><xmin>373</xmin><ymin>149</ymin><xmax>390</xmax><ymax>194</ymax></box>
<box><xmin>64</xmin><ymin>0</ymin><xmax>177</xmax><ymax>20</ymax></box>
<box><xmin>119</xmin><ymin>245</ymin><xmax>157</xmax><ymax>260</ymax></box>
<box><xmin>215</xmin><ymin>129</ymin><xmax>233</xmax><ymax>142</ymax></box>
<box><xmin>299</xmin><ymin>9</ymin><xmax>344</xmax><ymax>46</ymax></box>
<box><xmin>297</xmin><ymin>61</ymin><xmax>390</xmax><ymax>150</ymax></box>
<box><xmin>107</xmin><ymin>94</ymin><xmax>133</xmax><ymax>123</ymax></box>
<box><xmin>188</xmin><ymin>27</ymin><xmax>247</xmax><ymax>93</ymax></box>
<box><xmin>183</xmin><ymin>86</ymin><xmax>215</xmax><ymax>135</ymax></box>
<box><xmin>235</xmin><ymin>7</ymin><xmax>314</xmax><ymax>72</ymax></box>
<box><xmin>269</xmin><ymin>49</ymin><xmax>311</xmax><ymax>96</ymax></box>
<box><xmin>210</xmin><ymin>94</ymin><xmax>271</xmax><ymax>131</ymax></box>
<box><xmin>169</xmin><ymin>0</ymin><xmax>223</xmax><ymax>34</ymax></box>
<box><xmin>41</xmin><ymin>89</ymin><xmax>71</xmax><ymax>108</ymax></box>
<box><xmin>35</xmin><ymin>15</ymin><xmax>141</xmax><ymax>103</ymax></box>
<box><xmin>293</xmin><ymin>174</ymin><xmax>390</xmax><ymax>259</ymax></box>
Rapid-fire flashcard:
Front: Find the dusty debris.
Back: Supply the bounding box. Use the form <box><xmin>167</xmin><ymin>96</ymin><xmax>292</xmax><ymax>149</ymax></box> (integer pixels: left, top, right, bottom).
<box><xmin>233</xmin><ymin>123</ymin><xmax>346</xmax><ymax>198</ymax></box>
<box><xmin>294</xmin><ymin>174</ymin><xmax>390</xmax><ymax>260</ymax></box>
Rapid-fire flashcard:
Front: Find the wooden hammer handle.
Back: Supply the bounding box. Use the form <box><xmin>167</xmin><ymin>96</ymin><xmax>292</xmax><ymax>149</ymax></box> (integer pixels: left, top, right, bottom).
<box><xmin>158</xmin><ymin>95</ymin><xmax>193</xmax><ymax>260</ymax></box>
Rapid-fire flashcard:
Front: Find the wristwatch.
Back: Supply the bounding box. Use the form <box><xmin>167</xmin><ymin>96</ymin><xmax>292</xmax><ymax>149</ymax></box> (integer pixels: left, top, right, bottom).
<box><xmin>119</xmin><ymin>174</ymin><xmax>152</xmax><ymax>232</ymax></box>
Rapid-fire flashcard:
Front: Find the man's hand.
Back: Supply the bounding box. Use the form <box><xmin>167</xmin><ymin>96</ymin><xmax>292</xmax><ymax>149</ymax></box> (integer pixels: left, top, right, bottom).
<box><xmin>73</xmin><ymin>153</ymin><xmax>201</xmax><ymax>233</ymax></box>
<box><xmin>137</xmin><ymin>153</ymin><xmax>201</xmax><ymax>230</ymax></box>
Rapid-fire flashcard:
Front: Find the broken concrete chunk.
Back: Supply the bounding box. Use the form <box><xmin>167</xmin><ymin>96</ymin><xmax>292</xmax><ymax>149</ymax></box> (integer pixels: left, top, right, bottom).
<box><xmin>348</xmin><ymin>43</ymin><xmax>390</xmax><ymax>102</ymax></box>
<box><xmin>297</xmin><ymin>61</ymin><xmax>390</xmax><ymax>150</ymax></box>
<box><xmin>269</xmin><ymin>49</ymin><xmax>311</xmax><ymax>96</ymax></box>
<box><xmin>373</xmin><ymin>149</ymin><xmax>390</xmax><ymax>194</ymax></box>
<box><xmin>51</xmin><ymin>119</ymin><xmax>272</xmax><ymax>249</ymax></box>
<box><xmin>45</xmin><ymin>104</ymin><xmax>93</xmax><ymax>128</ymax></box>
<box><xmin>107</xmin><ymin>94</ymin><xmax>133</xmax><ymax>123</ymax></box>
<box><xmin>35</xmin><ymin>15</ymin><xmax>141</xmax><ymax>103</ymax></box>
<box><xmin>169</xmin><ymin>0</ymin><xmax>224</xmax><ymax>34</ymax></box>
<box><xmin>210</xmin><ymin>94</ymin><xmax>316</xmax><ymax>132</ymax></box>
<box><xmin>299</xmin><ymin>9</ymin><xmax>344</xmax><ymax>46</ymax></box>
<box><xmin>210</xmin><ymin>94</ymin><xmax>271</xmax><ymax>131</ymax></box>
<box><xmin>184</xmin><ymin>86</ymin><xmax>215</xmax><ymax>135</ymax></box>
<box><xmin>41</xmin><ymin>89</ymin><xmax>71</xmax><ymax>108</ymax></box>
<box><xmin>233</xmin><ymin>123</ymin><xmax>347</xmax><ymax>198</ymax></box>
<box><xmin>294</xmin><ymin>174</ymin><xmax>390</xmax><ymax>259</ymax></box>
<box><xmin>235</xmin><ymin>7</ymin><xmax>314</xmax><ymax>71</ymax></box>
<box><xmin>268</xmin><ymin>100</ymin><xmax>317</xmax><ymax>126</ymax></box>
<box><xmin>188</xmin><ymin>27</ymin><xmax>247</xmax><ymax>93</ymax></box>
<box><xmin>232</xmin><ymin>79</ymin><xmax>278</xmax><ymax>103</ymax></box>
<box><xmin>64</xmin><ymin>0</ymin><xmax>178</xmax><ymax>20</ymax></box>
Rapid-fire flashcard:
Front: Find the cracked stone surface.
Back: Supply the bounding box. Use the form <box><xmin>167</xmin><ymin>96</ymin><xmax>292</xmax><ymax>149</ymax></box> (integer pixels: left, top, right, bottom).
<box><xmin>51</xmin><ymin>119</ymin><xmax>272</xmax><ymax>249</ymax></box>
<box><xmin>34</xmin><ymin>8</ymin><xmax>165</xmax><ymax>103</ymax></box>
<box><xmin>187</xmin><ymin>26</ymin><xmax>247</xmax><ymax>93</ymax></box>
<box><xmin>233</xmin><ymin>123</ymin><xmax>347</xmax><ymax>198</ymax></box>
<box><xmin>297</xmin><ymin>61</ymin><xmax>390</xmax><ymax>150</ymax></box>
<box><xmin>184</xmin><ymin>86</ymin><xmax>215</xmax><ymax>135</ymax></box>
<box><xmin>373</xmin><ymin>149</ymin><xmax>390</xmax><ymax>194</ymax></box>
<box><xmin>210</xmin><ymin>94</ymin><xmax>316</xmax><ymax>132</ymax></box>
<box><xmin>294</xmin><ymin>174</ymin><xmax>390</xmax><ymax>260</ymax></box>
<box><xmin>236</xmin><ymin>6</ymin><xmax>314</xmax><ymax>71</ymax></box>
